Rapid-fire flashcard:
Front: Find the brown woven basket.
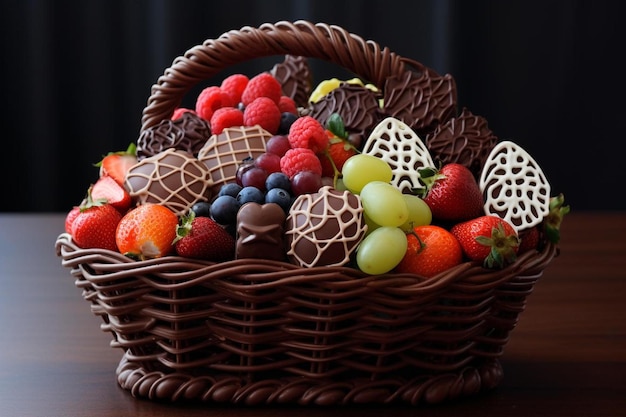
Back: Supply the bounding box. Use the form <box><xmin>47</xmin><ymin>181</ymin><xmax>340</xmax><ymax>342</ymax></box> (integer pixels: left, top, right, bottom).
<box><xmin>55</xmin><ymin>21</ymin><xmax>559</xmax><ymax>406</ymax></box>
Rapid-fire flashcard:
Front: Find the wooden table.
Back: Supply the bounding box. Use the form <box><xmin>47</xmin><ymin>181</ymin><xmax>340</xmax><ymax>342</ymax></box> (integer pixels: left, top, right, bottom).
<box><xmin>1</xmin><ymin>212</ymin><xmax>624</xmax><ymax>416</ymax></box>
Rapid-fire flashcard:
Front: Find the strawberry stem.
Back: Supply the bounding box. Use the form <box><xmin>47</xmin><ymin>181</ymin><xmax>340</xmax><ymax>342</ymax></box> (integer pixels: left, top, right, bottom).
<box><xmin>475</xmin><ymin>222</ymin><xmax>520</xmax><ymax>269</ymax></box>
<box><xmin>94</xmin><ymin>142</ymin><xmax>137</xmax><ymax>167</ymax></box>
<box><xmin>79</xmin><ymin>186</ymin><xmax>108</xmax><ymax>212</ymax></box>
<box><xmin>414</xmin><ymin>166</ymin><xmax>445</xmax><ymax>198</ymax></box>
<box><xmin>173</xmin><ymin>211</ymin><xmax>195</xmax><ymax>244</ymax></box>
<box><xmin>544</xmin><ymin>193</ymin><xmax>570</xmax><ymax>244</ymax></box>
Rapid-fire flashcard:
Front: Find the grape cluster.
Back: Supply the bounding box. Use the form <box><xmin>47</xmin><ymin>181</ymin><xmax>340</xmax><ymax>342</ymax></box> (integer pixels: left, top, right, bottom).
<box><xmin>341</xmin><ymin>154</ymin><xmax>433</xmax><ymax>275</ymax></box>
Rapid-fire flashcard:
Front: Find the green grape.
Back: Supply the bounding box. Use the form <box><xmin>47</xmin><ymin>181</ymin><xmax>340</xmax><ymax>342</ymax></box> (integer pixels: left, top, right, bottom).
<box><xmin>341</xmin><ymin>154</ymin><xmax>393</xmax><ymax>194</ymax></box>
<box><xmin>363</xmin><ymin>211</ymin><xmax>381</xmax><ymax>236</ymax></box>
<box><xmin>356</xmin><ymin>226</ymin><xmax>408</xmax><ymax>275</ymax></box>
<box><xmin>399</xmin><ymin>194</ymin><xmax>433</xmax><ymax>233</ymax></box>
<box><xmin>360</xmin><ymin>181</ymin><xmax>409</xmax><ymax>227</ymax></box>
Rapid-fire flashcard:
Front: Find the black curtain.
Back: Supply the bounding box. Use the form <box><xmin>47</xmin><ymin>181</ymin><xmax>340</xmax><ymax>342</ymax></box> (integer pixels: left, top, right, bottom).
<box><xmin>2</xmin><ymin>0</ymin><xmax>624</xmax><ymax>212</ymax></box>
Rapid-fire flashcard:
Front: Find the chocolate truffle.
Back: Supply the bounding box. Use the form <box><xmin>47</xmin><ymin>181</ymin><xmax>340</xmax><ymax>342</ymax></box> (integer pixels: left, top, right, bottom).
<box><xmin>236</xmin><ymin>202</ymin><xmax>287</xmax><ymax>261</ymax></box>
<box><xmin>124</xmin><ymin>148</ymin><xmax>212</xmax><ymax>216</ymax></box>
<box><xmin>426</xmin><ymin>107</ymin><xmax>499</xmax><ymax>179</ymax></box>
<box><xmin>197</xmin><ymin>125</ymin><xmax>270</xmax><ymax>195</ymax></box>
<box><xmin>286</xmin><ymin>186</ymin><xmax>367</xmax><ymax>268</ymax></box>
<box><xmin>270</xmin><ymin>55</ymin><xmax>313</xmax><ymax>108</ymax></box>
<box><xmin>136</xmin><ymin>112</ymin><xmax>211</xmax><ymax>160</ymax></box>
<box><xmin>383</xmin><ymin>67</ymin><xmax>457</xmax><ymax>137</ymax></box>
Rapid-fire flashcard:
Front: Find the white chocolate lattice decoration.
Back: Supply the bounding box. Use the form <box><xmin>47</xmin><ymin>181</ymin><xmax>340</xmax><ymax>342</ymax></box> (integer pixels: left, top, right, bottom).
<box><xmin>286</xmin><ymin>186</ymin><xmax>367</xmax><ymax>268</ymax></box>
<box><xmin>362</xmin><ymin>117</ymin><xmax>434</xmax><ymax>193</ymax></box>
<box><xmin>479</xmin><ymin>140</ymin><xmax>551</xmax><ymax>231</ymax></box>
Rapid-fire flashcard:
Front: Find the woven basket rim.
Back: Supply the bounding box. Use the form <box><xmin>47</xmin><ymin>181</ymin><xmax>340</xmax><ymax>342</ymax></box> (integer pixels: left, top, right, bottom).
<box><xmin>55</xmin><ymin>232</ymin><xmax>557</xmax><ymax>292</ymax></box>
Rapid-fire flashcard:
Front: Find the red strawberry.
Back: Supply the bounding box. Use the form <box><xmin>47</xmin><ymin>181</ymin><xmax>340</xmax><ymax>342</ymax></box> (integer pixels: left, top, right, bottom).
<box><xmin>418</xmin><ymin>163</ymin><xmax>484</xmax><ymax>222</ymax></box>
<box><xmin>174</xmin><ymin>212</ymin><xmax>235</xmax><ymax>261</ymax></box>
<box><xmin>518</xmin><ymin>225</ymin><xmax>541</xmax><ymax>254</ymax></box>
<box><xmin>450</xmin><ymin>215</ymin><xmax>519</xmax><ymax>269</ymax></box>
<box><xmin>91</xmin><ymin>175</ymin><xmax>132</xmax><ymax>212</ymax></box>
<box><xmin>320</xmin><ymin>136</ymin><xmax>358</xmax><ymax>178</ymax></box>
<box><xmin>96</xmin><ymin>143</ymin><xmax>138</xmax><ymax>186</ymax></box>
<box><xmin>64</xmin><ymin>205</ymin><xmax>81</xmax><ymax>234</ymax></box>
<box><xmin>71</xmin><ymin>191</ymin><xmax>123</xmax><ymax>251</ymax></box>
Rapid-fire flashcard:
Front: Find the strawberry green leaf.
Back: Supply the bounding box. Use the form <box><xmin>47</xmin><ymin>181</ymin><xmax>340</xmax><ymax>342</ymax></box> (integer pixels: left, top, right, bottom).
<box><xmin>544</xmin><ymin>193</ymin><xmax>570</xmax><ymax>244</ymax></box>
<box><xmin>326</xmin><ymin>113</ymin><xmax>348</xmax><ymax>139</ymax></box>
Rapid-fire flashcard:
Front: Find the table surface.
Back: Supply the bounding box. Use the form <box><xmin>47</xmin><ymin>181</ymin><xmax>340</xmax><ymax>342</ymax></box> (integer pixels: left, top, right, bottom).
<box><xmin>0</xmin><ymin>211</ymin><xmax>624</xmax><ymax>417</ymax></box>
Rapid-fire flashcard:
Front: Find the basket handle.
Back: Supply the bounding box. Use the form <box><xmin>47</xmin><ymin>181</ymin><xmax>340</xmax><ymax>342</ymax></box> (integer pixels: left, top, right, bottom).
<box><xmin>141</xmin><ymin>20</ymin><xmax>416</xmax><ymax>133</ymax></box>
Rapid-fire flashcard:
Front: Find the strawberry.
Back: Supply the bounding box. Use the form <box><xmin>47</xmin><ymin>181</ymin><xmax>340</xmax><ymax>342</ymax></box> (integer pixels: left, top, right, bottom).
<box><xmin>320</xmin><ymin>136</ymin><xmax>358</xmax><ymax>178</ymax></box>
<box><xmin>518</xmin><ymin>225</ymin><xmax>541</xmax><ymax>254</ymax></box>
<box><xmin>91</xmin><ymin>175</ymin><xmax>132</xmax><ymax>212</ymax></box>
<box><xmin>64</xmin><ymin>205</ymin><xmax>81</xmax><ymax>234</ymax></box>
<box><xmin>450</xmin><ymin>215</ymin><xmax>519</xmax><ymax>269</ymax></box>
<box><xmin>395</xmin><ymin>225</ymin><xmax>463</xmax><ymax>278</ymax></box>
<box><xmin>96</xmin><ymin>143</ymin><xmax>138</xmax><ymax>186</ymax></box>
<box><xmin>71</xmin><ymin>191</ymin><xmax>123</xmax><ymax>251</ymax></box>
<box><xmin>115</xmin><ymin>204</ymin><xmax>179</xmax><ymax>259</ymax></box>
<box><xmin>174</xmin><ymin>212</ymin><xmax>235</xmax><ymax>261</ymax></box>
<box><xmin>418</xmin><ymin>163</ymin><xmax>484</xmax><ymax>222</ymax></box>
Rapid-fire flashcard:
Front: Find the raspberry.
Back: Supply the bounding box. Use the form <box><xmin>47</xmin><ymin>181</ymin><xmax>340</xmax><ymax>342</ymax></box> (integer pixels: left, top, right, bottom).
<box><xmin>241</xmin><ymin>73</ymin><xmax>282</xmax><ymax>106</ymax></box>
<box><xmin>280</xmin><ymin>148</ymin><xmax>322</xmax><ymax>178</ymax></box>
<box><xmin>195</xmin><ymin>86</ymin><xmax>234</xmax><ymax>121</ymax></box>
<box><xmin>243</xmin><ymin>97</ymin><xmax>281</xmax><ymax>134</ymax></box>
<box><xmin>171</xmin><ymin>107</ymin><xmax>196</xmax><ymax>120</ymax></box>
<box><xmin>287</xmin><ymin>116</ymin><xmax>329</xmax><ymax>153</ymax></box>
<box><xmin>278</xmin><ymin>96</ymin><xmax>297</xmax><ymax>114</ymax></box>
<box><xmin>220</xmin><ymin>74</ymin><xmax>249</xmax><ymax>104</ymax></box>
<box><xmin>210</xmin><ymin>107</ymin><xmax>244</xmax><ymax>135</ymax></box>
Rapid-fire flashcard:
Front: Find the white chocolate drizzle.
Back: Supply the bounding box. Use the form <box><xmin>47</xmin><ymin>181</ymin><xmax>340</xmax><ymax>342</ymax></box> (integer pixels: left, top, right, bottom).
<box><xmin>362</xmin><ymin>117</ymin><xmax>434</xmax><ymax>193</ymax></box>
<box><xmin>286</xmin><ymin>186</ymin><xmax>367</xmax><ymax>268</ymax></box>
<box><xmin>479</xmin><ymin>140</ymin><xmax>550</xmax><ymax>231</ymax></box>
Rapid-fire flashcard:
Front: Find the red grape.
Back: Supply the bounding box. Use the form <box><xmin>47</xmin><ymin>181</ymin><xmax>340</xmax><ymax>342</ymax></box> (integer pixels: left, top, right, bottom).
<box><xmin>266</xmin><ymin>135</ymin><xmax>291</xmax><ymax>157</ymax></box>
<box><xmin>291</xmin><ymin>171</ymin><xmax>322</xmax><ymax>196</ymax></box>
<box><xmin>241</xmin><ymin>166</ymin><xmax>268</xmax><ymax>190</ymax></box>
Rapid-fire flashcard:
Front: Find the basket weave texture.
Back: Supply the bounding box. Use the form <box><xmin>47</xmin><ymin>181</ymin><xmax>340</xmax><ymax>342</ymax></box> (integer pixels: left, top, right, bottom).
<box><xmin>55</xmin><ymin>21</ymin><xmax>559</xmax><ymax>406</ymax></box>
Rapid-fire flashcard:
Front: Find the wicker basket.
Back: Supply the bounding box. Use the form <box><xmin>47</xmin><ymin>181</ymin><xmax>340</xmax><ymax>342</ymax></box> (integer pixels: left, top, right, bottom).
<box><xmin>55</xmin><ymin>21</ymin><xmax>559</xmax><ymax>406</ymax></box>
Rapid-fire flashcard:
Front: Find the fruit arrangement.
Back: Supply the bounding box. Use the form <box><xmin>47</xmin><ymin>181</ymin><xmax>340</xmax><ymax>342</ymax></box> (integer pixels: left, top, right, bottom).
<box><xmin>56</xmin><ymin>22</ymin><xmax>570</xmax><ymax>406</ymax></box>
<box><xmin>64</xmin><ymin>56</ymin><xmax>568</xmax><ymax>278</ymax></box>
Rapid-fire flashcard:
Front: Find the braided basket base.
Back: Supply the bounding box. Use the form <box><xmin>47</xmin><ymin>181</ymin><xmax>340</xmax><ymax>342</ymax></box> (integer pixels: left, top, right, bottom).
<box><xmin>116</xmin><ymin>353</ymin><xmax>504</xmax><ymax>405</ymax></box>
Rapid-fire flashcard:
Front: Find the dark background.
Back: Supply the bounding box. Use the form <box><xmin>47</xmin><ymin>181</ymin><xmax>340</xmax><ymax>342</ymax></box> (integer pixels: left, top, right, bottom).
<box><xmin>2</xmin><ymin>0</ymin><xmax>624</xmax><ymax>212</ymax></box>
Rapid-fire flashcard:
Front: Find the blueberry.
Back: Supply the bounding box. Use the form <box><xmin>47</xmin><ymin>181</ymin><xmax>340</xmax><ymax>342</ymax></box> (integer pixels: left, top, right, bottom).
<box><xmin>278</xmin><ymin>112</ymin><xmax>298</xmax><ymax>135</ymax></box>
<box><xmin>218</xmin><ymin>183</ymin><xmax>243</xmax><ymax>198</ymax></box>
<box><xmin>237</xmin><ymin>186</ymin><xmax>265</xmax><ymax>206</ymax></box>
<box><xmin>265</xmin><ymin>188</ymin><xmax>292</xmax><ymax>213</ymax></box>
<box><xmin>265</xmin><ymin>172</ymin><xmax>292</xmax><ymax>193</ymax></box>
<box><xmin>191</xmin><ymin>201</ymin><xmax>211</xmax><ymax>217</ymax></box>
<box><xmin>210</xmin><ymin>195</ymin><xmax>240</xmax><ymax>225</ymax></box>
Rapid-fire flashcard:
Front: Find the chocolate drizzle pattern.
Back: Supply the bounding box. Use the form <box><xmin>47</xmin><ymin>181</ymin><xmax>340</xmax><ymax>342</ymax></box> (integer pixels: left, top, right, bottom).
<box><xmin>197</xmin><ymin>125</ymin><xmax>270</xmax><ymax>195</ymax></box>
<box><xmin>286</xmin><ymin>186</ymin><xmax>367</xmax><ymax>267</ymax></box>
<box><xmin>124</xmin><ymin>148</ymin><xmax>212</xmax><ymax>216</ymax></box>
<box><xmin>270</xmin><ymin>55</ymin><xmax>313</xmax><ymax>108</ymax></box>
<box><xmin>309</xmin><ymin>83</ymin><xmax>383</xmax><ymax>145</ymax></box>
<box><xmin>426</xmin><ymin>107</ymin><xmax>499</xmax><ymax>178</ymax></box>
<box><xmin>136</xmin><ymin>112</ymin><xmax>211</xmax><ymax>160</ymax></box>
<box><xmin>383</xmin><ymin>67</ymin><xmax>457</xmax><ymax>136</ymax></box>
